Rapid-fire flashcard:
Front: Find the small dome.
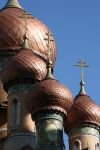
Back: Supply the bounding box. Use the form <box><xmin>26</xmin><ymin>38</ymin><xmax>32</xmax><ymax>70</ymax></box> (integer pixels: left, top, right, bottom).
<box><xmin>1</xmin><ymin>49</ymin><xmax>47</xmax><ymax>90</ymax></box>
<box><xmin>0</xmin><ymin>1</ymin><xmax>56</xmax><ymax>65</ymax></box>
<box><xmin>26</xmin><ymin>79</ymin><xmax>73</xmax><ymax>118</ymax></box>
<box><xmin>65</xmin><ymin>93</ymin><xmax>100</xmax><ymax>132</ymax></box>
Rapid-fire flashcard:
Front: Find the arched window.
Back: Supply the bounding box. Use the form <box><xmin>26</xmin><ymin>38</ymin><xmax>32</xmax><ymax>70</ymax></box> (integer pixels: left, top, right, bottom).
<box><xmin>73</xmin><ymin>140</ymin><xmax>81</xmax><ymax>150</ymax></box>
<box><xmin>11</xmin><ymin>98</ymin><xmax>20</xmax><ymax>131</ymax></box>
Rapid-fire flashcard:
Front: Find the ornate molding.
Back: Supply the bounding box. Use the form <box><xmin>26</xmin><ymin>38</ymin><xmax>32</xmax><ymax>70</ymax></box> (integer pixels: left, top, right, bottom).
<box><xmin>35</xmin><ymin>112</ymin><xmax>64</xmax><ymax>123</ymax></box>
<box><xmin>69</xmin><ymin>125</ymin><xmax>99</xmax><ymax>138</ymax></box>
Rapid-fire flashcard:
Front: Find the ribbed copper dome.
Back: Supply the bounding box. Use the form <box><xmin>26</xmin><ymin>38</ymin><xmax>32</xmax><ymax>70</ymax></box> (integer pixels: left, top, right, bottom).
<box><xmin>1</xmin><ymin>49</ymin><xmax>47</xmax><ymax>89</ymax></box>
<box><xmin>65</xmin><ymin>94</ymin><xmax>100</xmax><ymax>132</ymax></box>
<box><xmin>0</xmin><ymin>3</ymin><xmax>56</xmax><ymax>65</ymax></box>
<box><xmin>26</xmin><ymin>79</ymin><xmax>73</xmax><ymax>117</ymax></box>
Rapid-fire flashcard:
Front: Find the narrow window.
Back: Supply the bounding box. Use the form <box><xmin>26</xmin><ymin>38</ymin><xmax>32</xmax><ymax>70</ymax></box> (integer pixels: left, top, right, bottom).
<box><xmin>11</xmin><ymin>98</ymin><xmax>20</xmax><ymax>130</ymax></box>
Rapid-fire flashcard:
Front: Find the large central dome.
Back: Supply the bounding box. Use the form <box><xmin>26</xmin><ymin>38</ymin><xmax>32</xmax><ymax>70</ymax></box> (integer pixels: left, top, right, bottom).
<box><xmin>0</xmin><ymin>0</ymin><xmax>56</xmax><ymax>64</ymax></box>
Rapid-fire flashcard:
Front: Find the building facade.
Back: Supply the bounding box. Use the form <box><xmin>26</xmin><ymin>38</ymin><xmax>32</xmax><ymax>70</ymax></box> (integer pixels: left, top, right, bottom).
<box><xmin>0</xmin><ymin>0</ymin><xmax>100</xmax><ymax>150</ymax></box>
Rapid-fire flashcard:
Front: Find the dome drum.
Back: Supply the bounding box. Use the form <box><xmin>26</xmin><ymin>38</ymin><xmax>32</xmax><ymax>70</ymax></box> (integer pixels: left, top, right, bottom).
<box><xmin>32</xmin><ymin>108</ymin><xmax>66</xmax><ymax>122</ymax></box>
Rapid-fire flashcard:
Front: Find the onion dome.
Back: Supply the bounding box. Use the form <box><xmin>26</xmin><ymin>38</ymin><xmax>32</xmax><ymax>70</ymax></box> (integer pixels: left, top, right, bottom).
<box><xmin>1</xmin><ymin>48</ymin><xmax>47</xmax><ymax>91</ymax></box>
<box><xmin>26</xmin><ymin>51</ymin><xmax>73</xmax><ymax>119</ymax></box>
<box><xmin>65</xmin><ymin>80</ymin><xmax>100</xmax><ymax>132</ymax></box>
<box><xmin>26</xmin><ymin>79</ymin><xmax>73</xmax><ymax>117</ymax></box>
<box><xmin>0</xmin><ymin>0</ymin><xmax>56</xmax><ymax>65</ymax></box>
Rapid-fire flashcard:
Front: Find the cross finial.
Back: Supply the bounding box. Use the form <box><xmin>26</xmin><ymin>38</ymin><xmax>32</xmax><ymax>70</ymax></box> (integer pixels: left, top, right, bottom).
<box><xmin>45</xmin><ymin>29</ymin><xmax>54</xmax><ymax>62</ymax></box>
<box><xmin>19</xmin><ymin>12</ymin><xmax>33</xmax><ymax>48</ymax></box>
<box><xmin>44</xmin><ymin>29</ymin><xmax>54</xmax><ymax>79</ymax></box>
<box><xmin>74</xmin><ymin>60</ymin><xmax>89</xmax><ymax>81</ymax></box>
<box><xmin>74</xmin><ymin>60</ymin><xmax>89</xmax><ymax>95</ymax></box>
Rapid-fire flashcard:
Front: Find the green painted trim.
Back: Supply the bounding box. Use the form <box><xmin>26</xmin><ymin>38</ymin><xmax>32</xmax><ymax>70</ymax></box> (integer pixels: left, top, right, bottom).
<box><xmin>8</xmin><ymin>83</ymin><xmax>33</xmax><ymax>95</ymax></box>
<box><xmin>69</xmin><ymin>125</ymin><xmax>99</xmax><ymax>138</ymax></box>
<box><xmin>35</xmin><ymin>112</ymin><xmax>64</xmax><ymax>123</ymax></box>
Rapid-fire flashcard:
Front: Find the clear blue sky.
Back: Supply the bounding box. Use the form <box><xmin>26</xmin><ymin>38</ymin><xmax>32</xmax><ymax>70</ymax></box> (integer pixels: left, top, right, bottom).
<box><xmin>0</xmin><ymin>0</ymin><xmax>100</xmax><ymax>149</ymax></box>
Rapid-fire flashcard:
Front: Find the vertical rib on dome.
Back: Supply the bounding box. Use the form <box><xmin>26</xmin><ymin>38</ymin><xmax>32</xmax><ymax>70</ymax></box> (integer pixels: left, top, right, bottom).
<box><xmin>4</xmin><ymin>0</ymin><xmax>23</xmax><ymax>9</ymax></box>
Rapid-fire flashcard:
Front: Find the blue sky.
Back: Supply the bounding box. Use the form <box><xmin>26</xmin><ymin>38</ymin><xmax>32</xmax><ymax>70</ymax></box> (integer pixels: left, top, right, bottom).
<box><xmin>0</xmin><ymin>0</ymin><xmax>100</xmax><ymax>149</ymax></box>
<box><xmin>21</xmin><ymin>0</ymin><xmax>100</xmax><ymax>105</ymax></box>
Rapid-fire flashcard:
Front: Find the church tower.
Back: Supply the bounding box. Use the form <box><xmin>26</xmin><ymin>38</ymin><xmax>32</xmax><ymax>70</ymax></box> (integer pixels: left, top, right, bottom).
<box><xmin>65</xmin><ymin>61</ymin><xmax>100</xmax><ymax>150</ymax></box>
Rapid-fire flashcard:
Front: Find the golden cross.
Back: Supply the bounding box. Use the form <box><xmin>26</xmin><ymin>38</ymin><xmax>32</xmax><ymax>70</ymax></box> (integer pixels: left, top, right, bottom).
<box><xmin>74</xmin><ymin>60</ymin><xmax>89</xmax><ymax>81</ymax></box>
<box><xmin>19</xmin><ymin>11</ymin><xmax>33</xmax><ymax>37</ymax></box>
<box><xmin>45</xmin><ymin>29</ymin><xmax>54</xmax><ymax>61</ymax></box>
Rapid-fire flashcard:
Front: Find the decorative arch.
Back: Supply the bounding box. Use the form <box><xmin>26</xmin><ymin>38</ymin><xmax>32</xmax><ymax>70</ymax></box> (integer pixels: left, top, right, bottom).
<box><xmin>73</xmin><ymin>139</ymin><xmax>81</xmax><ymax>150</ymax></box>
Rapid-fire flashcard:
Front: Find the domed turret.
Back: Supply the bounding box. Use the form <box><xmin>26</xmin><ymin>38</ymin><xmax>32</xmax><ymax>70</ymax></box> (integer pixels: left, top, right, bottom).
<box><xmin>65</xmin><ymin>81</ymin><xmax>100</xmax><ymax>150</ymax></box>
<box><xmin>65</xmin><ymin>61</ymin><xmax>100</xmax><ymax>131</ymax></box>
<box><xmin>26</xmin><ymin>64</ymin><xmax>73</xmax><ymax>149</ymax></box>
<box><xmin>65</xmin><ymin>61</ymin><xmax>100</xmax><ymax>150</ymax></box>
<box><xmin>26</xmin><ymin>31</ymin><xmax>73</xmax><ymax>149</ymax></box>
<box><xmin>66</xmin><ymin>80</ymin><xmax>100</xmax><ymax>131</ymax></box>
